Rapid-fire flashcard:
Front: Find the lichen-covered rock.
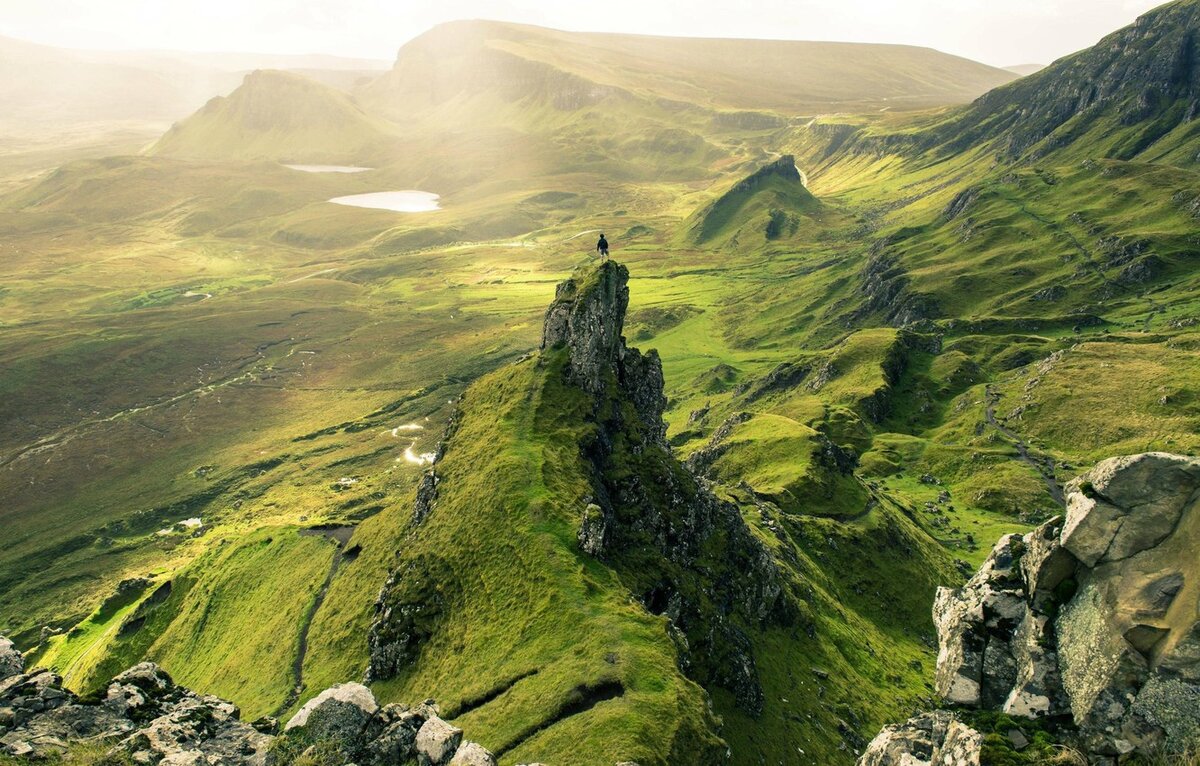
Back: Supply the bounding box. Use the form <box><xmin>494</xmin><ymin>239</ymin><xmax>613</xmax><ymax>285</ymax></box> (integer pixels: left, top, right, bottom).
<box><xmin>0</xmin><ymin>669</ymin><xmax>75</xmax><ymax>734</ymax></box>
<box><xmin>935</xmin><ymin>720</ymin><xmax>983</xmax><ymax>766</ymax></box>
<box><xmin>1060</xmin><ymin>452</ymin><xmax>1200</xmax><ymax>567</ymax></box>
<box><xmin>1003</xmin><ymin>611</ymin><xmax>1065</xmax><ymax>718</ymax></box>
<box><xmin>285</xmin><ymin>682</ymin><xmax>380</xmax><ymax>753</ymax></box>
<box><xmin>105</xmin><ymin>663</ymin><xmax>178</xmax><ymax>721</ymax></box>
<box><xmin>114</xmin><ymin>693</ymin><xmax>272</xmax><ymax>766</ymax></box>
<box><xmin>415</xmin><ymin>715</ymin><xmax>463</xmax><ymax>766</ymax></box>
<box><xmin>933</xmin><ymin>534</ymin><xmax>1027</xmax><ymax>707</ymax></box>
<box><xmin>0</xmin><ymin>638</ymin><xmax>22</xmax><ymax>682</ymax></box>
<box><xmin>872</xmin><ymin>453</ymin><xmax>1200</xmax><ymax>763</ymax></box>
<box><xmin>448</xmin><ymin>740</ymin><xmax>496</xmax><ymax>766</ymax></box>
<box><xmin>857</xmin><ymin>710</ymin><xmax>954</xmax><ymax>765</ymax></box>
<box><xmin>361</xmin><ymin>704</ymin><xmax>427</xmax><ymax>766</ymax></box>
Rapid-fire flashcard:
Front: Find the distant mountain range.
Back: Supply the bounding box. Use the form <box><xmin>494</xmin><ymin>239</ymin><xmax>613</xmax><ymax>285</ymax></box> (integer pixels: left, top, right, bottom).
<box><xmin>0</xmin><ymin>34</ymin><xmax>388</xmax><ymax>128</ymax></box>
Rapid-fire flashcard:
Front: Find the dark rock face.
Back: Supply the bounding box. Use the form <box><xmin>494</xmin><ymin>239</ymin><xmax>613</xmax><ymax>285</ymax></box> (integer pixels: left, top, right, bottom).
<box><xmin>540</xmin><ymin>261</ymin><xmax>667</xmax><ymax>446</ymax></box>
<box><xmin>862</xmin><ymin>452</ymin><xmax>1200</xmax><ymax>765</ymax></box>
<box><xmin>366</xmin><ymin>554</ymin><xmax>452</xmax><ymax>683</ymax></box>
<box><xmin>541</xmin><ymin>263</ymin><xmax>793</xmax><ymax>715</ymax></box>
<box><xmin>857</xmin><ymin>245</ymin><xmax>941</xmax><ymax>328</ymax></box>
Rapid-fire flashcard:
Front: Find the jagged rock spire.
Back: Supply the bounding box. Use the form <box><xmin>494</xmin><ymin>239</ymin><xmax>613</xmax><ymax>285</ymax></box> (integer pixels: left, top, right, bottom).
<box><xmin>541</xmin><ymin>261</ymin><xmax>667</xmax><ymax>446</ymax></box>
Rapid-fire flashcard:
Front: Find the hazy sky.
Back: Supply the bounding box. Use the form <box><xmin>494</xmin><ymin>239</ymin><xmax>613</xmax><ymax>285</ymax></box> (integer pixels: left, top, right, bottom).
<box><xmin>0</xmin><ymin>0</ymin><xmax>1166</xmax><ymax>68</ymax></box>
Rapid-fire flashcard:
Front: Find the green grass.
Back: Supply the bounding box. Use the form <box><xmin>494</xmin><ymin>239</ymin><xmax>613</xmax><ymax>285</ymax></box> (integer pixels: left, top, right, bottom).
<box><xmin>368</xmin><ymin>353</ymin><xmax>726</xmax><ymax>765</ymax></box>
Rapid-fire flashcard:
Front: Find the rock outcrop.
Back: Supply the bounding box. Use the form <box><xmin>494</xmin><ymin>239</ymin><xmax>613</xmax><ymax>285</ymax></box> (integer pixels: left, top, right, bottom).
<box><xmin>0</xmin><ymin>638</ymin><xmax>22</xmax><ymax>682</ymax></box>
<box><xmin>540</xmin><ymin>260</ymin><xmax>667</xmax><ymax>447</ymax></box>
<box><xmin>540</xmin><ymin>263</ymin><xmax>794</xmax><ymax>714</ymax></box>
<box><xmin>0</xmin><ymin>662</ymin><xmax>271</xmax><ymax>763</ymax></box>
<box><xmin>859</xmin><ymin>452</ymin><xmax>1200</xmax><ymax>765</ymax></box>
<box><xmin>368</xmin><ymin>262</ymin><xmax>793</xmax><ymax>720</ymax></box>
<box><xmin>0</xmin><ymin>659</ymin><xmax>500</xmax><ymax>766</ymax></box>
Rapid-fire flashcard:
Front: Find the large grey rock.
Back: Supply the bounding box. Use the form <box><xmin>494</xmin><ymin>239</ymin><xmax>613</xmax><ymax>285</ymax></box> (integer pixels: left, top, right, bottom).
<box><xmin>856</xmin><ymin>711</ymin><xmax>954</xmax><ymax>766</ymax></box>
<box><xmin>415</xmin><ymin>715</ymin><xmax>463</xmax><ymax>766</ymax></box>
<box><xmin>1060</xmin><ymin>453</ymin><xmax>1200</xmax><ymax>567</ymax></box>
<box><xmin>0</xmin><ymin>638</ymin><xmax>22</xmax><ymax>682</ymax></box>
<box><xmin>871</xmin><ymin>454</ymin><xmax>1200</xmax><ymax>763</ymax></box>
<box><xmin>448</xmin><ymin>740</ymin><xmax>496</xmax><ymax>766</ymax></box>
<box><xmin>286</xmin><ymin>682</ymin><xmax>379</xmax><ymax>731</ymax></box>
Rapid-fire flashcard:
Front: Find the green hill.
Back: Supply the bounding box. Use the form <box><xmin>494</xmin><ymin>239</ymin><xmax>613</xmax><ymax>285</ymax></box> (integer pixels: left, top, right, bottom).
<box><xmin>687</xmin><ymin>155</ymin><xmax>823</xmax><ymax>245</ymax></box>
<box><xmin>150</xmin><ymin>70</ymin><xmax>396</xmax><ymax>163</ymax></box>
<box><xmin>920</xmin><ymin>0</ymin><xmax>1200</xmax><ymax>164</ymax></box>
<box><xmin>362</xmin><ymin>20</ymin><xmax>1017</xmax><ymax>117</ymax></box>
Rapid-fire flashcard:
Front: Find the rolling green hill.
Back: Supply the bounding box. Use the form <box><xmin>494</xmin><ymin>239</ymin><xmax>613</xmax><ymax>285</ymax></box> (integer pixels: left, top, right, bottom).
<box><xmin>362</xmin><ymin>20</ymin><xmax>1018</xmax><ymax>117</ymax></box>
<box><xmin>150</xmin><ymin>70</ymin><xmax>397</xmax><ymax>163</ymax></box>
<box><xmin>2</xmin><ymin>4</ymin><xmax>1200</xmax><ymax>765</ymax></box>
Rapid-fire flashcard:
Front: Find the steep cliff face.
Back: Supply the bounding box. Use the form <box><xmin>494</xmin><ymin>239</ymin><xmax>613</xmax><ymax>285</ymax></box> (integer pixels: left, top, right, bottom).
<box><xmin>860</xmin><ymin>452</ymin><xmax>1200</xmax><ymax>765</ymax></box>
<box><xmin>540</xmin><ymin>261</ymin><xmax>667</xmax><ymax>447</ymax></box>
<box><xmin>927</xmin><ymin>0</ymin><xmax>1200</xmax><ymax>161</ymax></box>
<box><xmin>540</xmin><ymin>262</ymin><xmax>794</xmax><ymax>713</ymax></box>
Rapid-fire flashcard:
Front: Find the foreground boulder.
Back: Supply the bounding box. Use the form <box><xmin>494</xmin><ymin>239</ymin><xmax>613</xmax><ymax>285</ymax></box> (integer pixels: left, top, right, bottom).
<box><xmin>861</xmin><ymin>453</ymin><xmax>1200</xmax><ymax>765</ymax></box>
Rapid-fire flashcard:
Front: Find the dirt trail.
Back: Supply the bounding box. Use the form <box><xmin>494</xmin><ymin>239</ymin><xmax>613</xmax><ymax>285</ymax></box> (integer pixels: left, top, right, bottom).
<box><xmin>273</xmin><ymin>526</ymin><xmax>356</xmax><ymax>717</ymax></box>
<box><xmin>984</xmin><ymin>386</ymin><xmax>1065</xmax><ymax>507</ymax></box>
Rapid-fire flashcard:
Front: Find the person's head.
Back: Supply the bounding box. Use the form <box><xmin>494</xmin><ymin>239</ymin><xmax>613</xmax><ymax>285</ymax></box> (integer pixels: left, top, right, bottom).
<box><xmin>600</xmin><ymin>233</ymin><xmax>605</xmax><ymax>238</ymax></box>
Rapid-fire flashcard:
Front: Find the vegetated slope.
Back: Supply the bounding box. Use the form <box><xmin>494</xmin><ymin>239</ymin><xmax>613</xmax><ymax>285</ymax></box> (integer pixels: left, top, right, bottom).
<box><xmin>150</xmin><ymin>70</ymin><xmax>397</xmax><ymax>163</ymax></box>
<box><xmin>686</xmin><ymin>154</ymin><xmax>823</xmax><ymax>245</ymax></box>
<box><xmin>2</xmin><ymin>7</ymin><xmax>1199</xmax><ymax>766</ymax></box>
<box><xmin>733</xmin><ymin>0</ymin><xmax>1200</xmax><ymax>525</ymax></box>
<box><xmin>362</xmin><ymin>20</ymin><xmax>1017</xmax><ymax>116</ymax></box>
<box><xmin>922</xmin><ymin>0</ymin><xmax>1200</xmax><ymax>163</ymax></box>
<box><xmin>362</xmin><ymin>262</ymin><xmax>959</xmax><ymax>765</ymax></box>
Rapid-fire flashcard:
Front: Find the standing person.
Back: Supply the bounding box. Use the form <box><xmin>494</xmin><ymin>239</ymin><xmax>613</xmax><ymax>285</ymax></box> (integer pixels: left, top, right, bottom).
<box><xmin>596</xmin><ymin>233</ymin><xmax>609</xmax><ymax>259</ymax></box>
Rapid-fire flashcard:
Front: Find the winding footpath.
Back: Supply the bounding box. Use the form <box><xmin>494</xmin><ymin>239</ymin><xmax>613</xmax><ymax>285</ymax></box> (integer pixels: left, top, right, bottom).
<box><xmin>984</xmin><ymin>385</ymin><xmax>1065</xmax><ymax>507</ymax></box>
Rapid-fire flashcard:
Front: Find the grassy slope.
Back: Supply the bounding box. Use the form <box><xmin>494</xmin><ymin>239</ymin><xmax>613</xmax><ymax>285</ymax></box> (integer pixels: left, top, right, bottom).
<box><xmin>369</xmin><ymin>353</ymin><xmax>726</xmax><ymax>765</ymax></box>
<box><xmin>364</xmin><ymin>20</ymin><xmax>1017</xmax><ymax>115</ymax></box>
<box><xmin>150</xmin><ymin>70</ymin><xmax>396</xmax><ymax>164</ymax></box>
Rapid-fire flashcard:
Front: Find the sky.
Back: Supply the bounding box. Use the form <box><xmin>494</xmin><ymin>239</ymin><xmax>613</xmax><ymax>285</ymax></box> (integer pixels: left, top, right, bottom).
<box><xmin>0</xmin><ymin>0</ymin><xmax>1167</xmax><ymax>68</ymax></box>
